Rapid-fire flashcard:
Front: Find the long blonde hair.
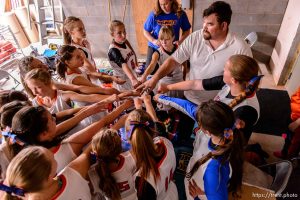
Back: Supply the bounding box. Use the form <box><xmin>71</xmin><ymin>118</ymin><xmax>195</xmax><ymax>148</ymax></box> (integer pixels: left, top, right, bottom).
<box><xmin>63</xmin><ymin>16</ymin><xmax>83</xmax><ymax>44</ymax></box>
<box><xmin>3</xmin><ymin>146</ymin><xmax>52</xmax><ymax>200</ymax></box>
<box><xmin>92</xmin><ymin>129</ymin><xmax>122</xmax><ymax>200</ymax></box>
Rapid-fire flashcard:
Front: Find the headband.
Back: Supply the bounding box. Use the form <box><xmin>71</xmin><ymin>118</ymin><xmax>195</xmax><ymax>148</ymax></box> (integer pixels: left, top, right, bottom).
<box><xmin>2</xmin><ymin>131</ymin><xmax>26</xmax><ymax>145</ymax></box>
<box><xmin>126</xmin><ymin>121</ymin><xmax>154</xmax><ymax>139</ymax></box>
<box><xmin>0</xmin><ymin>183</ymin><xmax>25</xmax><ymax>197</ymax></box>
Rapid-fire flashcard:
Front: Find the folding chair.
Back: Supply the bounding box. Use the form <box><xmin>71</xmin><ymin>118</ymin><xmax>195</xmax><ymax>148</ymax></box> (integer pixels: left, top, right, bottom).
<box><xmin>258</xmin><ymin>160</ymin><xmax>293</xmax><ymax>195</ymax></box>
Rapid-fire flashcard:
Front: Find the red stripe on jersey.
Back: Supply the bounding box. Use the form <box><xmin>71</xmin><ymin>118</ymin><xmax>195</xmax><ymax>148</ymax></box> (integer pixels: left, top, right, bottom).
<box><xmin>51</xmin><ymin>144</ymin><xmax>61</xmax><ymax>154</ymax></box>
<box><xmin>111</xmin><ymin>155</ymin><xmax>125</xmax><ymax>173</ymax></box>
<box><xmin>51</xmin><ymin>174</ymin><xmax>67</xmax><ymax>200</ymax></box>
<box><xmin>156</xmin><ymin>141</ymin><xmax>168</xmax><ymax>168</ymax></box>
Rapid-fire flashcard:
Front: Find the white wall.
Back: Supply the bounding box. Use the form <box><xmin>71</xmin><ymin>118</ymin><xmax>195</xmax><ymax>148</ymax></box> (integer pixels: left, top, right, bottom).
<box><xmin>269</xmin><ymin>0</ymin><xmax>300</xmax><ymax>85</ymax></box>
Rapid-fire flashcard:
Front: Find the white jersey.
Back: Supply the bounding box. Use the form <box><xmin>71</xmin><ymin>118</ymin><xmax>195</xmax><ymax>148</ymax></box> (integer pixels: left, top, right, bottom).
<box><xmin>214</xmin><ymin>85</ymin><xmax>260</xmax><ymax>123</ymax></box>
<box><xmin>32</xmin><ymin>90</ymin><xmax>71</xmax><ymax>114</ymax></box>
<box><xmin>137</xmin><ymin>137</ymin><xmax>178</xmax><ymax>200</ymax></box>
<box><xmin>53</xmin><ymin>167</ymin><xmax>91</xmax><ymax>200</ymax></box>
<box><xmin>0</xmin><ymin>142</ymin><xmax>11</xmax><ymax>181</ymax></box>
<box><xmin>156</xmin><ymin>47</ymin><xmax>183</xmax><ymax>99</ymax></box>
<box><xmin>89</xmin><ymin>151</ymin><xmax>137</xmax><ymax>200</ymax></box>
<box><xmin>72</xmin><ymin>41</ymin><xmax>96</xmax><ymax>66</ymax></box>
<box><xmin>108</xmin><ymin>42</ymin><xmax>137</xmax><ymax>91</ymax></box>
<box><xmin>52</xmin><ymin>143</ymin><xmax>77</xmax><ymax>173</ymax></box>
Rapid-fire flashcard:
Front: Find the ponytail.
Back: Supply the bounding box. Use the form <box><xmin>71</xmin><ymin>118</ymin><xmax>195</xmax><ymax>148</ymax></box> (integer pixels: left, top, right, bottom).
<box><xmin>228</xmin><ymin>75</ymin><xmax>263</xmax><ymax>108</ymax></box>
<box><xmin>56</xmin><ymin>60</ymin><xmax>68</xmax><ymax>79</ymax></box>
<box><xmin>186</xmin><ymin>128</ymin><xmax>244</xmax><ymax>196</ymax></box>
<box><xmin>92</xmin><ymin>129</ymin><xmax>122</xmax><ymax>200</ymax></box>
<box><xmin>96</xmin><ymin>159</ymin><xmax>121</xmax><ymax>200</ymax></box>
<box><xmin>125</xmin><ymin>110</ymin><xmax>163</xmax><ymax>196</ymax></box>
<box><xmin>190</xmin><ymin>100</ymin><xmax>244</xmax><ymax>196</ymax></box>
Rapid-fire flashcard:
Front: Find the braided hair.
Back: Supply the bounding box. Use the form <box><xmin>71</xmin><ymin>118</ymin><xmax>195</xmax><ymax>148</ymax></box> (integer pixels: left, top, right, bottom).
<box><xmin>227</xmin><ymin>55</ymin><xmax>261</xmax><ymax>109</ymax></box>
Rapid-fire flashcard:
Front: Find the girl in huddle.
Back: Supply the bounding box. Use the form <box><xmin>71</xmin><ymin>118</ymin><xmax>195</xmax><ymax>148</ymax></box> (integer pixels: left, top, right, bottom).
<box><xmin>25</xmin><ymin>68</ymin><xmax>111</xmax><ymax>131</ymax></box>
<box><xmin>125</xmin><ymin>109</ymin><xmax>178</xmax><ymax>200</ymax></box>
<box><xmin>89</xmin><ymin>129</ymin><xmax>137</xmax><ymax>200</ymax></box>
<box><xmin>1</xmin><ymin>99</ymin><xmax>132</xmax><ymax>174</ymax></box>
<box><xmin>108</xmin><ymin>20</ymin><xmax>140</xmax><ymax>91</ymax></box>
<box><xmin>156</xmin><ymin>54</ymin><xmax>261</xmax><ymax>143</ymax></box>
<box><xmin>26</xmin><ymin>68</ymin><xmax>109</xmax><ymax>110</ymax></box>
<box><xmin>140</xmin><ymin>26</ymin><xmax>183</xmax><ymax>99</ymax></box>
<box><xmin>0</xmin><ymin>146</ymin><xmax>92</xmax><ymax>199</ymax></box>
<box><xmin>185</xmin><ymin>100</ymin><xmax>244</xmax><ymax>200</ymax></box>
<box><xmin>56</xmin><ymin>45</ymin><xmax>120</xmax><ymax>93</ymax></box>
<box><xmin>0</xmin><ymin>101</ymin><xmax>29</xmax><ymax>181</ymax></box>
<box><xmin>63</xmin><ymin>16</ymin><xmax>125</xmax><ymax>85</ymax></box>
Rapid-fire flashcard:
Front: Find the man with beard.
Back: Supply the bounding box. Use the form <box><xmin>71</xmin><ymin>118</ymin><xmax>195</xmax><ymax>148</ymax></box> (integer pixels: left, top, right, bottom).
<box><xmin>138</xmin><ymin>1</ymin><xmax>252</xmax><ymax>105</ymax></box>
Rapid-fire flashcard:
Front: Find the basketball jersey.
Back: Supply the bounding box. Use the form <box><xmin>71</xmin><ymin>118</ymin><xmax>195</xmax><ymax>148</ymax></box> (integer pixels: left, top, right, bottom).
<box><xmin>89</xmin><ymin>151</ymin><xmax>137</xmax><ymax>200</ymax></box>
<box><xmin>32</xmin><ymin>90</ymin><xmax>71</xmax><ymax>114</ymax></box>
<box><xmin>51</xmin><ymin>143</ymin><xmax>77</xmax><ymax>173</ymax></box>
<box><xmin>64</xmin><ymin>70</ymin><xmax>89</xmax><ymax>85</ymax></box>
<box><xmin>214</xmin><ymin>85</ymin><xmax>260</xmax><ymax>123</ymax></box>
<box><xmin>52</xmin><ymin>167</ymin><xmax>91</xmax><ymax>200</ymax></box>
<box><xmin>108</xmin><ymin>42</ymin><xmax>137</xmax><ymax>91</ymax></box>
<box><xmin>157</xmin><ymin>47</ymin><xmax>183</xmax><ymax>87</ymax></box>
<box><xmin>137</xmin><ymin>137</ymin><xmax>178</xmax><ymax>200</ymax></box>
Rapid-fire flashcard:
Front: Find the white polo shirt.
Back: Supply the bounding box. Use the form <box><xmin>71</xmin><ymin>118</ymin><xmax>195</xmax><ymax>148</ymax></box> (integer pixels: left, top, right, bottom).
<box><xmin>172</xmin><ymin>29</ymin><xmax>252</xmax><ymax>104</ymax></box>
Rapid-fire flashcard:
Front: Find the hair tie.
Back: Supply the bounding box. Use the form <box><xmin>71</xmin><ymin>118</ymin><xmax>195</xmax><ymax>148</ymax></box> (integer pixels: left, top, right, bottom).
<box><xmin>224</xmin><ymin>123</ymin><xmax>236</xmax><ymax>140</ymax></box>
<box><xmin>0</xmin><ymin>183</ymin><xmax>25</xmax><ymax>197</ymax></box>
<box><xmin>126</xmin><ymin>121</ymin><xmax>154</xmax><ymax>139</ymax></box>
<box><xmin>90</xmin><ymin>152</ymin><xmax>98</xmax><ymax>164</ymax></box>
<box><xmin>248</xmin><ymin>75</ymin><xmax>264</xmax><ymax>85</ymax></box>
<box><xmin>246</xmin><ymin>75</ymin><xmax>264</xmax><ymax>97</ymax></box>
<box><xmin>2</xmin><ymin>131</ymin><xmax>18</xmax><ymax>144</ymax></box>
<box><xmin>2</xmin><ymin>131</ymin><xmax>27</xmax><ymax>145</ymax></box>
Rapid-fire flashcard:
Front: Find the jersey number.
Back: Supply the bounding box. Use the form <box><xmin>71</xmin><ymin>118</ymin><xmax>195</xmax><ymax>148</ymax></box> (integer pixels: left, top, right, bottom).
<box><xmin>118</xmin><ymin>181</ymin><xmax>130</xmax><ymax>192</ymax></box>
<box><xmin>165</xmin><ymin>168</ymin><xmax>174</xmax><ymax>191</ymax></box>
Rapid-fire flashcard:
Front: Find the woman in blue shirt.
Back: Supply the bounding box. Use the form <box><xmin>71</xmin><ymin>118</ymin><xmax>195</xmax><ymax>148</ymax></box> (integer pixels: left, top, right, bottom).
<box><xmin>143</xmin><ymin>0</ymin><xmax>191</xmax><ymax>73</ymax></box>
